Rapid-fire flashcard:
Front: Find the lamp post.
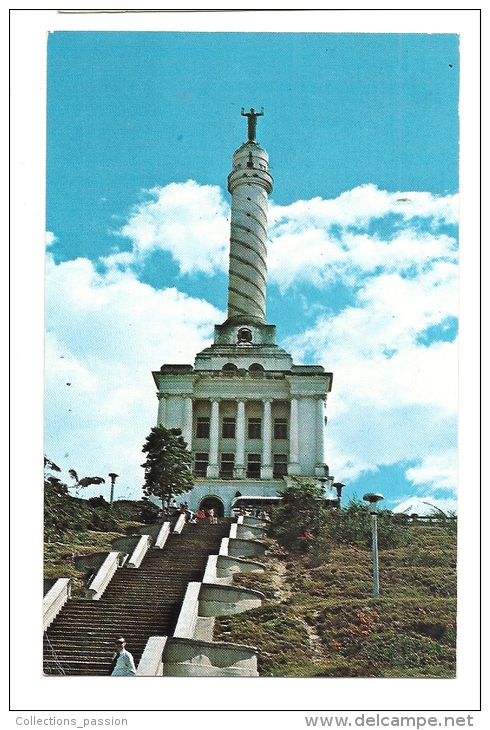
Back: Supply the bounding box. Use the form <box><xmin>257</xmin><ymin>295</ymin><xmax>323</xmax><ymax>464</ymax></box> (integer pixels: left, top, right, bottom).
<box><xmin>108</xmin><ymin>473</ymin><xmax>119</xmax><ymax>506</ymax></box>
<box><xmin>363</xmin><ymin>492</ymin><xmax>384</xmax><ymax>597</ymax></box>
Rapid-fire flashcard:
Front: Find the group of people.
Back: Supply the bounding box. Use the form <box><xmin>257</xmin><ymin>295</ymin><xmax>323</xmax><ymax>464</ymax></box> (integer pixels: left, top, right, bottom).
<box><xmin>195</xmin><ymin>506</ymin><xmax>218</xmax><ymax>524</ymax></box>
<box><xmin>157</xmin><ymin>501</ymin><xmax>218</xmax><ymax>524</ymax></box>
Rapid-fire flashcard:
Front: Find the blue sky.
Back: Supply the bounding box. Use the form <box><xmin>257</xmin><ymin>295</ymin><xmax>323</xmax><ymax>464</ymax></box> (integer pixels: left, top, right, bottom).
<box><xmin>44</xmin><ymin>29</ymin><xmax>460</xmax><ymax>513</ymax></box>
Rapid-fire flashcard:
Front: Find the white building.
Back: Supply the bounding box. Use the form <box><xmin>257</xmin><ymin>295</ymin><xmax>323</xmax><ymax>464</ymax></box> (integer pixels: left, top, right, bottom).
<box><xmin>152</xmin><ymin>109</ymin><xmax>333</xmax><ymax>516</ymax></box>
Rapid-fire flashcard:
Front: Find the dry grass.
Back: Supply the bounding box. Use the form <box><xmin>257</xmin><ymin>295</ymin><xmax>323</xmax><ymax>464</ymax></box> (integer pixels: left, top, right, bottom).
<box><xmin>213</xmin><ymin>524</ymin><xmax>457</xmax><ymax>677</ymax></box>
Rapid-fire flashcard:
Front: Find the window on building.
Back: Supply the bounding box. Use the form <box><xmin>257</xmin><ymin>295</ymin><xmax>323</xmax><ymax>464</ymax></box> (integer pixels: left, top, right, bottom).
<box><xmin>273</xmin><ymin>454</ymin><xmax>288</xmax><ymax>477</ymax></box>
<box><xmin>194</xmin><ymin>453</ymin><xmax>209</xmax><ymax>476</ymax></box>
<box><xmin>222</xmin><ymin>417</ymin><xmax>236</xmax><ymax>439</ymax></box>
<box><xmin>196</xmin><ymin>417</ymin><xmax>210</xmax><ymax>439</ymax></box>
<box><xmin>274</xmin><ymin>418</ymin><xmax>288</xmax><ymax>439</ymax></box>
<box><xmin>220</xmin><ymin>453</ymin><xmax>235</xmax><ymax>478</ymax></box>
<box><xmin>248</xmin><ymin>417</ymin><xmax>262</xmax><ymax>439</ymax></box>
<box><xmin>249</xmin><ymin>363</ymin><xmax>264</xmax><ymax>377</ymax></box>
<box><xmin>247</xmin><ymin>453</ymin><xmax>261</xmax><ymax>478</ymax></box>
<box><xmin>237</xmin><ymin>327</ymin><xmax>253</xmax><ymax>344</ymax></box>
<box><xmin>222</xmin><ymin>363</ymin><xmax>238</xmax><ymax>376</ymax></box>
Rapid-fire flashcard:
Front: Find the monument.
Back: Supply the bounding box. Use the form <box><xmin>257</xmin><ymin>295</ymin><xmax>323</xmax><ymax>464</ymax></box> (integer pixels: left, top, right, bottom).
<box><xmin>152</xmin><ymin>110</ymin><xmax>333</xmax><ymax>516</ymax></box>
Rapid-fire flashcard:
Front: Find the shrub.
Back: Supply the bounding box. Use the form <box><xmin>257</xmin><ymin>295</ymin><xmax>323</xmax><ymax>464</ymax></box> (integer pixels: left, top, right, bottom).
<box><xmin>323</xmin><ymin>501</ymin><xmax>411</xmax><ymax>550</ymax></box>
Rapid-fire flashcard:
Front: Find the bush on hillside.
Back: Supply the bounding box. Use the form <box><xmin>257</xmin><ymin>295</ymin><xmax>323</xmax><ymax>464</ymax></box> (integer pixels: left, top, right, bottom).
<box><xmin>270</xmin><ymin>478</ymin><xmax>329</xmax><ymax>553</ymax></box>
<box><xmin>322</xmin><ymin>500</ymin><xmax>411</xmax><ymax>550</ymax></box>
<box><xmin>44</xmin><ymin>474</ymin><xmax>156</xmax><ymax>541</ymax></box>
<box><xmin>269</xmin><ymin>481</ymin><xmax>411</xmax><ymax>561</ymax></box>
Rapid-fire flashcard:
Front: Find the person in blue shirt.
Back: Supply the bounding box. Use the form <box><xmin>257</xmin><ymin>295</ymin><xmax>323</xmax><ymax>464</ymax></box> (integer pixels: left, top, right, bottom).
<box><xmin>110</xmin><ymin>637</ymin><xmax>136</xmax><ymax>676</ymax></box>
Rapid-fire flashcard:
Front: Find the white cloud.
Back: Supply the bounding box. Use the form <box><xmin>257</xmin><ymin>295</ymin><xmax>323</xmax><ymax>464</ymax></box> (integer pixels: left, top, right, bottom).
<box><xmin>46</xmin><ymin>231</ymin><xmax>57</xmax><ymax>248</ymax></box>
<box><xmin>267</xmin><ymin>186</ymin><xmax>458</xmax><ymax>291</ymax></box>
<box><xmin>114</xmin><ymin>180</ymin><xmax>230</xmax><ymax>275</ymax></box>
<box><xmin>311</xmin><ymin>274</ymin><xmax>459</xmax><ymax>504</ymax></box>
<box><xmin>286</xmin><ymin>264</ymin><xmax>458</xmax><ymax>496</ymax></box>
<box><xmin>405</xmin><ymin>453</ymin><xmax>458</xmax><ymax>493</ymax></box>
<box><xmin>45</xmin><ymin>253</ymin><xmax>224</xmax><ymax>499</ymax></box>
<box><xmin>102</xmin><ymin>182</ymin><xmax>458</xmax><ymax>294</ymax></box>
<box><xmin>44</xmin><ymin>182</ymin><xmax>458</xmax><ymax>502</ymax></box>
<box><xmin>268</xmin><ymin>184</ymin><xmax>458</xmax><ymax>231</ymax></box>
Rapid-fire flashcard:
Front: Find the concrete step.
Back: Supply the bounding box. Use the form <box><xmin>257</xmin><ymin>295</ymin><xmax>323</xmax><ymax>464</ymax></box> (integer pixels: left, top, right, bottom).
<box><xmin>44</xmin><ymin>521</ymin><xmax>231</xmax><ymax>675</ymax></box>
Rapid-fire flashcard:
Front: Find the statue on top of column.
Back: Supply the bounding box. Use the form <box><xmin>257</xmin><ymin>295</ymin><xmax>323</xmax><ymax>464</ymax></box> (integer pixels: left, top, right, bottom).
<box><xmin>241</xmin><ymin>107</ymin><xmax>264</xmax><ymax>142</ymax></box>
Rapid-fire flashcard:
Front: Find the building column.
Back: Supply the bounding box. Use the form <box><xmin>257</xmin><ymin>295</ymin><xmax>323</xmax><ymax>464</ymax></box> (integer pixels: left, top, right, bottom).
<box><xmin>157</xmin><ymin>393</ymin><xmax>166</xmax><ymax>427</ymax></box>
<box><xmin>261</xmin><ymin>398</ymin><xmax>273</xmax><ymax>479</ymax></box>
<box><xmin>314</xmin><ymin>397</ymin><xmax>326</xmax><ymax>475</ymax></box>
<box><xmin>234</xmin><ymin>400</ymin><xmax>246</xmax><ymax>478</ymax></box>
<box><xmin>206</xmin><ymin>399</ymin><xmax>220</xmax><ymax>478</ymax></box>
<box><xmin>288</xmin><ymin>397</ymin><xmax>301</xmax><ymax>475</ymax></box>
<box><xmin>182</xmin><ymin>396</ymin><xmax>193</xmax><ymax>448</ymax></box>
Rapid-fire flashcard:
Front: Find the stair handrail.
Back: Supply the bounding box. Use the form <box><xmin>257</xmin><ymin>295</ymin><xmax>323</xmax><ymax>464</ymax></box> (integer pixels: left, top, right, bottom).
<box><xmin>136</xmin><ymin>636</ymin><xmax>167</xmax><ymax>676</ymax></box>
<box><xmin>43</xmin><ymin>578</ymin><xmax>71</xmax><ymax>631</ymax></box>
<box><xmin>126</xmin><ymin>534</ymin><xmax>152</xmax><ymax>568</ymax></box>
<box><xmin>173</xmin><ymin>513</ymin><xmax>186</xmax><ymax>533</ymax></box>
<box><xmin>85</xmin><ymin>551</ymin><xmax>120</xmax><ymax>600</ymax></box>
<box><xmin>154</xmin><ymin>521</ymin><xmax>171</xmax><ymax>549</ymax></box>
<box><xmin>173</xmin><ymin>581</ymin><xmax>201</xmax><ymax>639</ymax></box>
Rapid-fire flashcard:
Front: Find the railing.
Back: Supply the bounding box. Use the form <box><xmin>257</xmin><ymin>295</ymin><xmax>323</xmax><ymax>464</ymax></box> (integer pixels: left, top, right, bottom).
<box><xmin>393</xmin><ymin>513</ymin><xmax>457</xmax><ymax>524</ymax></box>
<box><xmin>126</xmin><ymin>535</ymin><xmax>152</xmax><ymax>568</ymax></box>
<box><xmin>136</xmin><ymin>636</ymin><xmax>167</xmax><ymax>676</ymax></box>
<box><xmin>43</xmin><ymin>578</ymin><xmax>71</xmax><ymax>631</ymax></box>
<box><xmin>162</xmin><ymin>637</ymin><xmax>259</xmax><ymax>676</ymax></box>
<box><xmin>154</xmin><ymin>521</ymin><xmax>171</xmax><ymax>549</ymax></box>
<box><xmin>173</xmin><ymin>582</ymin><xmax>201</xmax><ymax>639</ymax></box>
<box><xmin>85</xmin><ymin>551</ymin><xmax>120</xmax><ymax>600</ymax></box>
<box><xmin>173</xmin><ymin>513</ymin><xmax>186</xmax><ymax>533</ymax></box>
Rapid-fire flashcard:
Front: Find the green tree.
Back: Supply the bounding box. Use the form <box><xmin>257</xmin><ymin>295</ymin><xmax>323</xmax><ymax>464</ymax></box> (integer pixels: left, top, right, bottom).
<box><xmin>141</xmin><ymin>426</ymin><xmax>194</xmax><ymax>508</ymax></box>
<box><xmin>271</xmin><ymin>478</ymin><xmax>328</xmax><ymax>552</ymax></box>
<box><xmin>44</xmin><ymin>457</ymin><xmax>118</xmax><ymax>539</ymax></box>
<box><xmin>44</xmin><ymin>457</ymin><xmax>83</xmax><ymax>539</ymax></box>
<box><xmin>68</xmin><ymin>469</ymin><xmax>106</xmax><ymax>496</ymax></box>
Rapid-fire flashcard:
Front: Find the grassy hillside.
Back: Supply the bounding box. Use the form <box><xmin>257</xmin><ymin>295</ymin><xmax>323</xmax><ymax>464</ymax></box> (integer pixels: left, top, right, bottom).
<box><xmin>44</xmin><ymin>497</ymin><xmax>159</xmax><ymax>595</ymax></box>
<box><xmin>213</xmin><ymin>521</ymin><xmax>457</xmax><ymax>677</ymax></box>
<box><xmin>44</xmin><ymin>492</ymin><xmax>456</xmax><ymax>677</ymax></box>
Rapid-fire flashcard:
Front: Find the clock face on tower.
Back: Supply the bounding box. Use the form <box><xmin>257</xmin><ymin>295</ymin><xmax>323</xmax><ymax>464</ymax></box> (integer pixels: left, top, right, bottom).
<box><xmin>237</xmin><ymin>327</ymin><xmax>253</xmax><ymax>344</ymax></box>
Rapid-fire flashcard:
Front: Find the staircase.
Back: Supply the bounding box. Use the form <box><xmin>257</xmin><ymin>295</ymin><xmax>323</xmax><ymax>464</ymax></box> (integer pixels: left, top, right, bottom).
<box><xmin>43</xmin><ymin>521</ymin><xmax>230</xmax><ymax>675</ymax></box>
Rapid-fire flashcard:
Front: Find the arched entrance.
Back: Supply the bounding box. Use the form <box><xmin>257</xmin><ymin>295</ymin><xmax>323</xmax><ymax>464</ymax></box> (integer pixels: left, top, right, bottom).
<box><xmin>199</xmin><ymin>495</ymin><xmax>225</xmax><ymax>518</ymax></box>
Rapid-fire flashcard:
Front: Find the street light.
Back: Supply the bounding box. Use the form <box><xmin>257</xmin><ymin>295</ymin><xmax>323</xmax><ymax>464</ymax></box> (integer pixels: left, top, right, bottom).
<box><xmin>363</xmin><ymin>492</ymin><xmax>384</xmax><ymax>597</ymax></box>
<box><xmin>108</xmin><ymin>473</ymin><xmax>119</xmax><ymax>505</ymax></box>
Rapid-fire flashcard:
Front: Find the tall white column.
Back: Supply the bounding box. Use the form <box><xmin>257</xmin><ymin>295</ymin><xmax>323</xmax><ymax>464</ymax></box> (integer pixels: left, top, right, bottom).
<box><xmin>207</xmin><ymin>399</ymin><xmax>220</xmax><ymax>478</ymax></box>
<box><xmin>226</xmin><ymin>128</ymin><xmax>273</xmax><ymax>322</ymax></box>
<box><xmin>288</xmin><ymin>397</ymin><xmax>301</xmax><ymax>475</ymax></box>
<box><xmin>261</xmin><ymin>398</ymin><xmax>273</xmax><ymax>479</ymax></box>
<box><xmin>157</xmin><ymin>394</ymin><xmax>166</xmax><ymax>427</ymax></box>
<box><xmin>315</xmin><ymin>397</ymin><xmax>326</xmax><ymax>468</ymax></box>
<box><xmin>182</xmin><ymin>396</ymin><xmax>193</xmax><ymax>448</ymax></box>
<box><xmin>234</xmin><ymin>400</ymin><xmax>246</xmax><ymax>478</ymax></box>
